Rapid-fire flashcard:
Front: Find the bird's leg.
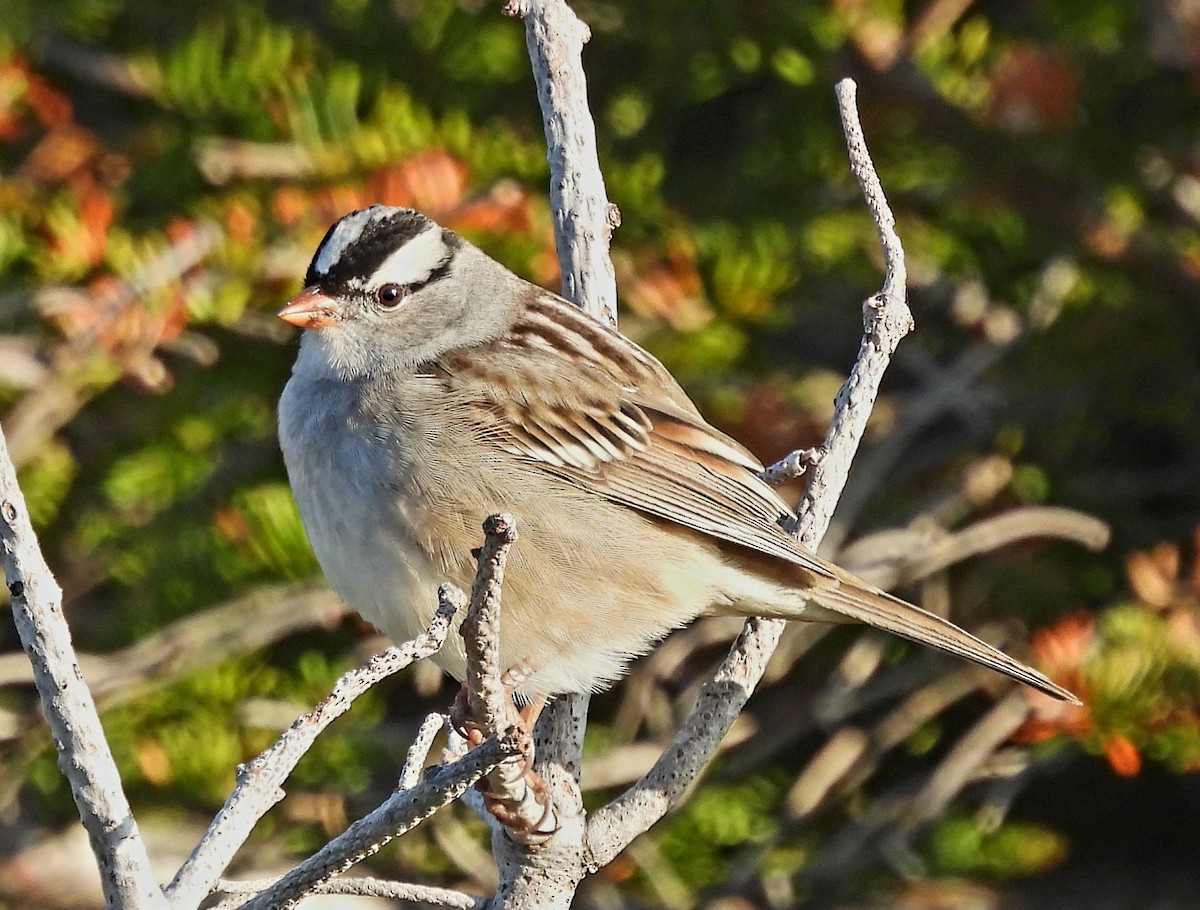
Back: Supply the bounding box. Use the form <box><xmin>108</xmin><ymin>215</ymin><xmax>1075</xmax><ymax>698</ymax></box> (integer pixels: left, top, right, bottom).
<box><xmin>500</xmin><ymin>659</ymin><xmax>543</xmax><ymax>715</ymax></box>
<box><xmin>518</xmin><ymin>693</ymin><xmax>549</xmax><ymax>731</ymax></box>
<box><xmin>451</xmin><ymin>658</ymin><xmax>544</xmax><ymax>741</ymax></box>
<box><xmin>449</xmin><ymin>683</ymin><xmax>480</xmax><ymax>744</ymax></box>
<box><xmin>453</xmin><ymin>659</ymin><xmax>557</xmax><ymax>837</ymax></box>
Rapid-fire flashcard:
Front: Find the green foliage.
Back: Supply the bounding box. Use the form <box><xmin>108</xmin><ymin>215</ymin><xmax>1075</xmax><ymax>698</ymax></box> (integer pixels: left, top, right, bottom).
<box><xmin>2</xmin><ymin>0</ymin><xmax>1199</xmax><ymax>903</ymax></box>
<box><xmin>928</xmin><ymin>815</ymin><xmax>1067</xmax><ymax>879</ymax></box>
<box><xmin>28</xmin><ymin>650</ymin><xmax>384</xmax><ymax>813</ymax></box>
<box><xmin>653</xmin><ymin>772</ymin><xmax>788</xmax><ymax>892</ymax></box>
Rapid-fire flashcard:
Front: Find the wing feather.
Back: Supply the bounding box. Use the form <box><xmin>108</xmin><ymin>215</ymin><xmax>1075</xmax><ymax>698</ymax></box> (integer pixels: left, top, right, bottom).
<box><xmin>425</xmin><ymin>292</ymin><xmax>1077</xmax><ymax>704</ymax></box>
<box><xmin>432</xmin><ymin>304</ymin><xmax>832</xmax><ymax>576</ymax></box>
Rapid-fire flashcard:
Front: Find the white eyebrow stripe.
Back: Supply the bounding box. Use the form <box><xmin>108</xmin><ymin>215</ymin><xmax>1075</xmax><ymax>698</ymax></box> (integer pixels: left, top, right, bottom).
<box><xmin>368</xmin><ymin>227</ymin><xmax>450</xmax><ymax>289</ymax></box>
<box><xmin>312</xmin><ymin>208</ymin><xmax>380</xmax><ymax>276</ymax></box>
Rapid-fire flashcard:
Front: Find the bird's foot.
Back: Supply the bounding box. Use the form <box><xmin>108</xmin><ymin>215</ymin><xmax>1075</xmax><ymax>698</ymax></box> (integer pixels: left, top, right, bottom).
<box><xmin>449</xmin><ymin>661</ymin><xmax>557</xmax><ymax>837</ymax></box>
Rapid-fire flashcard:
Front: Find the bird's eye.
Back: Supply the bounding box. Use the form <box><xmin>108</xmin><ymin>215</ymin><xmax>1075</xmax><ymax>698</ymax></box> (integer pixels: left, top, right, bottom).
<box><xmin>376</xmin><ymin>284</ymin><xmax>405</xmax><ymax>308</ymax></box>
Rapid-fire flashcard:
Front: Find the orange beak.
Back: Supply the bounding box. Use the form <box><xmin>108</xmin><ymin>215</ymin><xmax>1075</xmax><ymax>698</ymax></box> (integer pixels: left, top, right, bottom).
<box><xmin>277</xmin><ymin>286</ymin><xmax>341</xmax><ymax>329</ymax></box>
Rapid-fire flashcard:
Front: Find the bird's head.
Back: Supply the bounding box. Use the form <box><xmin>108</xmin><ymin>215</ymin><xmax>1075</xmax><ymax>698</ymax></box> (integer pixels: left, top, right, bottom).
<box><xmin>279</xmin><ymin>205</ymin><xmax>517</xmax><ymax>380</ymax></box>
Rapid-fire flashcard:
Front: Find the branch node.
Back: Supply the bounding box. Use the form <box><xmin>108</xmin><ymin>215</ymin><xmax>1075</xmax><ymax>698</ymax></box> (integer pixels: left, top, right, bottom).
<box><xmin>759</xmin><ymin>448</ymin><xmax>819</xmax><ymax>487</ymax></box>
<box><xmin>481</xmin><ymin>512</ymin><xmax>518</xmax><ymax>544</ymax></box>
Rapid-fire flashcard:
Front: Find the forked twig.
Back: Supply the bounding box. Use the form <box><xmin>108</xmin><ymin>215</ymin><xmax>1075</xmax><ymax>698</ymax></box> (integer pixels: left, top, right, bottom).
<box><xmin>460</xmin><ymin>514</ymin><xmax>559</xmax><ymax>842</ymax></box>
<box><xmin>167</xmin><ymin>594</ymin><xmax>460</xmax><ymax>908</ymax></box>
<box><xmin>587</xmin><ymin>77</ymin><xmax>912</xmax><ymax>862</ymax></box>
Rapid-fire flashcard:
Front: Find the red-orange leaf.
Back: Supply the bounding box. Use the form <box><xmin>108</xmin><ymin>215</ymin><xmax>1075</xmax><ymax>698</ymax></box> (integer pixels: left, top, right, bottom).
<box><xmin>1103</xmin><ymin>735</ymin><xmax>1142</xmax><ymax>777</ymax></box>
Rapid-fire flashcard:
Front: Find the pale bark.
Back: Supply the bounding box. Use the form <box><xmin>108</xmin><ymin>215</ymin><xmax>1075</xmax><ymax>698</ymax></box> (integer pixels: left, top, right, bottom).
<box><xmin>0</xmin><ymin>429</ymin><xmax>167</xmax><ymax>909</ymax></box>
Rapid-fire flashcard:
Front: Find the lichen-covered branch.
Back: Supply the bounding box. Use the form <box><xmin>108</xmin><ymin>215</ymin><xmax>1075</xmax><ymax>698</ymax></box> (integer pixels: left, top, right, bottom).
<box><xmin>401</xmin><ymin>712</ymin><xmax>447</xmax><ymax>791</ymax></box>
<box><xmin>502</xmin><ymin>0</ymin><xmax>619</xmax><ymax>325</ymax></box>
<box><xmin>0</xmin><ymin>428</ymin><xmax>167</xmax><ymax>908</ymax></box>
<box><xmin>216</xmin><ymin>873</ymin><xmax>484</xmax><ymax>909</ymax></box>
<box><xmin>166</xmin><ymin>594</ymin><xmax>459</xmax><ymax>909</ymax></box>
<box><xmin>792</xmin><ymin>81</ymin><xmax>912</xmax><ymax>544</ymax></box>
<box><xmin>233</xmin><ymin>734</ymin><xmax>519</xmax><ymax>910</ymax></box>
<box><xmin>460</xmin><ymin>514</ymin><xmax>559</xmax><ymax>842</ymax></box>
<box><xmin>463</xmin><ymin>515</ymin><xmax>522</xmax><ymax>738</ymax></box>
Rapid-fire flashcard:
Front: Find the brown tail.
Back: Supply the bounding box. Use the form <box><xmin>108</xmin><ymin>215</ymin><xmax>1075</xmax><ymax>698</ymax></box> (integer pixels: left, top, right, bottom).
<box><xmin>803</xmin><ymin>568</ymin><xmax>1080</xmax><ymax>704</ymax></box>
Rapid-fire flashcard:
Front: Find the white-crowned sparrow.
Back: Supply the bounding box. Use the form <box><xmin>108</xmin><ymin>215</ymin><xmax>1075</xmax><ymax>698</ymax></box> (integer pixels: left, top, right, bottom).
<box><xmin>277</xmin><ymin>205</ymin><xmax>1076</xmax><ymax>703</ymax></box>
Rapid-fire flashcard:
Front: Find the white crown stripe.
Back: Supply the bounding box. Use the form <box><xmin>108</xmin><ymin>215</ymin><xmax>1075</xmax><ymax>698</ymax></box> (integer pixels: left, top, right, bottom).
<box><xmin>368</xmin><ymin>226</ymin><xmax>451</xmax><ymax>290</ymax></box>
<box><xmin>312</xmin><ymin>208</ymin><xmax>380</xmax><ymax>276</ymax></box>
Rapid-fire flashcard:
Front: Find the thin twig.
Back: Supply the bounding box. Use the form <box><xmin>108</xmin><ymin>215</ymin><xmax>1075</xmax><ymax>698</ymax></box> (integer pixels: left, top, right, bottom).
<box><xmin>792</xmin><ymin>78</ymin><xmax>911</xmax><ymax>545</ymax></box>
<box><xmin>759</xmin><ymin>448</ymin><xmax>814</xmax><ymax>487</ymax></box>
<box><xmin>460</xmin><ymin>514</ymin><xmax>558</xmax><ymax>841</ymax></box>
<box><xmin>839</xmin><ymin>505</ymin><xmax>1110</xmax><ymax>590</ymax></box>
<box><xmin>821</xmin><ymin>343</ymin><xmax>1007</xmax><ymax>552</ymax></box>
<box><xmin>897</xmin><ymin>688</ymin><xmax>1031</xmax><ymax>832</ymax></box>
<box><xmin>217</xmin><ymin>875</ymin><xmax>484</xmax><ymax>910</ymax></box>
<box><xmin>586</xmin><ymin>77</ymin><xmax>912</xmax><ymax>863</ymax></box>
<box><xmin>787</xmin><ymin>667</ymin><xmax>991</xmax><ymax>818</ymax></box>
<box><xmin>166</xmin><ymin>592</ymin><xmax>460</xmax><ymax>909</ymax></box>
<box><xmin>233</xmin><ymin>734</ymin><xmax>519</xmax><ymax>910</ymax></box>
<box><xmin>401</xmin><ymin>713</ymin><xmax>447</xmax><ymax>791</ymax></box>
<box><xmin>463</xmin><ymin>515</ymin><xmax>522</xmax><ymax>736</ymax></box>
<box><xmin>0</xmin><ymin>429</ymin><xmax>167</xmax><ymax>908</ymax></box>
<box><xmin>798</xmin><ymin>687</ymin><xmax>1031</xmax><ymax>888</ymax></box>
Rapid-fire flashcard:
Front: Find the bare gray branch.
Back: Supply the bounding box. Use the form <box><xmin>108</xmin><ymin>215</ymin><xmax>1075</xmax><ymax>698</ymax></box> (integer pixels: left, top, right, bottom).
<box><xmin>0</xmin><ymin>428</ymin><xmax>166</xmax><ymax>908</ymax></box>
<box><xmin>167</xmin><ymin>595</ymin><xmax>459</xmax><ymax>909</ymax></box>
<box><xmin>502</xmin><ymin>0</ymin><xmax>618</xmax><ymax>325</ymax></box>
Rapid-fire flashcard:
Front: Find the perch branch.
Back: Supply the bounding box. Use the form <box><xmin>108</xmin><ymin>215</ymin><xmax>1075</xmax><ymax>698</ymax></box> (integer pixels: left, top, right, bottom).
<box><xmin>471</xmin><ymin>3</ymin><xmax>614</xmax><ymax>906</ymax></box>
<box><xmin>460</xmin><ymin>514</ymin><xmax>558</xmax><ymax>842</ymax></box>
<box><xmin>165</xmin><ymin>592</ymin><xmax>460</xmax><ymax>910</ymax></box>
<box><xmin>0</xmin><ymin>430</ymin><xmax>167</xmax><ymax>908</ymax></box>
<box><xmin>463</xmin><ymin>515</ymin><xmax>523</xmax><ymax>737</ymax></box>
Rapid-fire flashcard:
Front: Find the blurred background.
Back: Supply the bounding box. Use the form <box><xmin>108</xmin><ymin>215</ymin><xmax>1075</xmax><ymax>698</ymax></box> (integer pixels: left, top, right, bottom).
<box><xmin>1</xmin><ymin>0</ymin><xmax>1200</xmax><ymax>907</ymax></box>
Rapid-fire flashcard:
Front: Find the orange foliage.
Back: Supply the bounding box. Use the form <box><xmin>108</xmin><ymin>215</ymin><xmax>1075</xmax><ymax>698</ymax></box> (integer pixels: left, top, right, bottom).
<box><xmin>1016</xmin><ymin>530</ymin><xmax>1200</xmax><ymax>777</ymax></box>
<box><xmin>0</xmin><ymin>54</ymin><xmax>73</xmax><ymax>141</ymax></box>
<box><xmin>1103</xmin><ymin>735</ymin><xmax>1142</xmax><ymax>777</ymax></box>
<box><xmin>368</xmin><ymin>149</ymin><xmax>470</xmax><ymax>215</ymax></box>
<box><xmin>451</xmin><ymin>180</ymin><xmax>534</xmax><ymax>236</ymax></box>
<box><xmin>19</xmin><ymin>124</ymin><xmax>98</xmax><ymax>183</ymax></box>
<box><xmin>224</xmin><ymin>200</ymin><xmax>258</xmax><ymax>246</ymax></box>
<box><xmin>620</xmin><ymin>243</ymin><xmax>712</xmax><ymax>332</ymax></box>
<box><xmin>1015</xmin><ymin>613</ymin><xmax>1094</xmax><ymax>745</ymax></box>
<box><xmin>987</xmin><ymin>44</ymin><xmax>1081</xmax><ymax>133</ymax></box>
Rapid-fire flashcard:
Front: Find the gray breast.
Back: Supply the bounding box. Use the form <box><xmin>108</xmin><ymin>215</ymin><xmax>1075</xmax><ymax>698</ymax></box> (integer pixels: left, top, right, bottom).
<box><xmin>279</xmin><ymin>371</ymin><xmax>434</xmax><ymax>643</ymax></box>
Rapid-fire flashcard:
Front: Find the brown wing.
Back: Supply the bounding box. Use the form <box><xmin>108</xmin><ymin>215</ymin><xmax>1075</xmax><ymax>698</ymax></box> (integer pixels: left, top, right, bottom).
<box><xmin>433</xmin><ymin>293</ymin><xmax>836</xmax><ymax>577</ymax></box>
<box><xmin>430</xmin><ymin>293</ymin><xmax>1077</xmax><ymax>703</ymax></box>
